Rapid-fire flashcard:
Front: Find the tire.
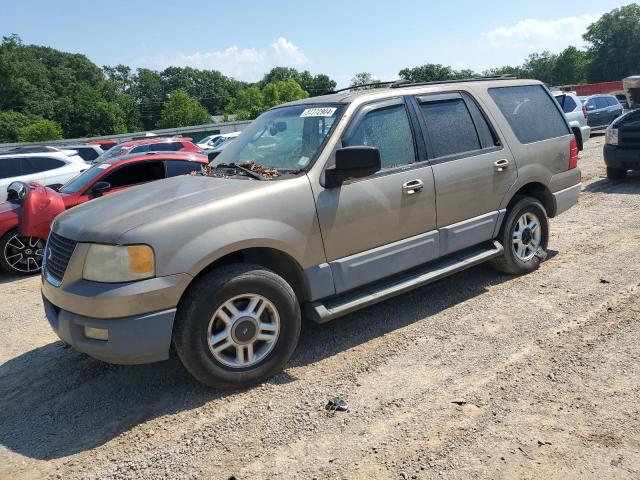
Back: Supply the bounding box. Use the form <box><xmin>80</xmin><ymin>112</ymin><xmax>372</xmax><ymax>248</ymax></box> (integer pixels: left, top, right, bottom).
<box><xmin>173</xmin><ymin>263</ymin><xmax>301</xmax><ymax>388</ymax></box>
<box><xmin>606</xmin><ymin>167</ymin><xmax>627</xmax><ymax>180</ymax></box>
<box><xmin>489</xmin><ymin>196</ymin><xmax>549</xmax><ymax>275</ymax></box>
<box><xmin>0</xmin><ymin>229</ymin><xmax>45</xmax><ymax>275</ymax></box>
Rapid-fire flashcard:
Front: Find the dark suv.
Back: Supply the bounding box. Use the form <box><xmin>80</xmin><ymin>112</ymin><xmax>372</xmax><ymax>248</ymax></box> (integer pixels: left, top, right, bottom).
<box><xmin>580</xmin><ymin>94</ymin><xmax>623</xmax><ymax>131</ymax></box>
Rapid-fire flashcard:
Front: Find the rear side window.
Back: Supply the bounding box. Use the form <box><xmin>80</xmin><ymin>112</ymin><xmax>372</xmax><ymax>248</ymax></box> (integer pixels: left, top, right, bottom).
<box><xmin>489</xmin><ymin>85</ymin><xmax>569</xmax><ymax>144</ymax></box>
<box><xmin>102</xmin><ymin>161</ymin><xmax>165</xmax><ymax>188</ymax></box>
<box><xmin>556</xmin><ymin>95</ymin><xmax>577</xmax><ymax>113</ymax></box>
<box><xmin>151</xmin><ymin>142</ymin><xmax>184</xmax><ymax>152</ymax></box>
<box><xmin>461</xmin><ymin>92</ymin><xmax>499</xmax><ymax>149</ymax></box>
<box><xmin>419</xmin><ymin>98</ymin><xmax>480</xmax><ymax>158</ymax></box>
<box><xmin>595</xmin><ymin>97</ymin><xmax>608</xmax><ymax>109</ymax></box>
<box><xmin>343</xmin><ymin>102</ymin><xmax>415</xmax><ymax>169</ymax></box>
<box><xmin>75</xmin><ymin>147</ymin><xmax>100</xmax><ymax>161</ymax></box>
<box><xmin>606</xmin><ymin>97</ymin><xmax>619</xmax><ymax>107</ymax></box>
<box><xmin>165</xmin><ymin>160</ymin><xmax>202</xmax><ymax>176</ymax></box>
<box><xmin>0</xmin><ymin>157</ymin><xmax>22</xmax><ymax>179</ymax></box>
<box><xmin>21</xmin><ymin>156</ymin><xmax>66</xmax><ymax>174</ymax></box>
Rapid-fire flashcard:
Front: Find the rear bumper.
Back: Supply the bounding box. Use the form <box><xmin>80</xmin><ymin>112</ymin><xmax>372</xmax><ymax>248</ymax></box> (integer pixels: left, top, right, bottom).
<box><xmin>552</xmin><ymin>183</ymin><xmax>581</xmax><ymax>216</ymax></box>
<box><xmin>43</xmin><ymin>294</ymin><xmax>175</xmax><ymax>364</ymax></box>
<box><xmin>603</xmin><ymin>145</ymin><xmax>640</xmax><ymax>170</ymax></box>
<box><xmin>580</xmin><ymin>125</ymin><xmax>591</xmax><ymax>143</ymax></box>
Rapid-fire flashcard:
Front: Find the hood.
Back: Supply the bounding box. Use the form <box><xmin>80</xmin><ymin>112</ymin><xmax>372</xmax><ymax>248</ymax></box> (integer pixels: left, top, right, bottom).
<box><xmin>53</xmin><ymin>174</ymin><xmax>274</xmax><ymax>243</ymax></box>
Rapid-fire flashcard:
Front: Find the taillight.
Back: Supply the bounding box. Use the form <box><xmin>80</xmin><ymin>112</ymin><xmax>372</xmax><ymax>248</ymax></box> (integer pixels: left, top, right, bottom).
<box><xmin>569</xmin><ymin>138</ymin><xmax>579</xmax><ymax>169</ymax></box>
<box><xmin>582</xmin><ymin>104</ymin><xmax>588</xmax><ymax>119</ymax></box>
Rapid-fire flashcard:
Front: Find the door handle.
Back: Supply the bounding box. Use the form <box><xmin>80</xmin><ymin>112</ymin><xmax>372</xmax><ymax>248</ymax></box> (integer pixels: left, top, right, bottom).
<box><xmin>402</xmin><ymin>179</ymin><xmax>424</xmax><ymax>195</ymax></box>
<box><xmin>494</xmin><ymin>159</ymin><xmax>509</xmax><ymax>172</ymax></box>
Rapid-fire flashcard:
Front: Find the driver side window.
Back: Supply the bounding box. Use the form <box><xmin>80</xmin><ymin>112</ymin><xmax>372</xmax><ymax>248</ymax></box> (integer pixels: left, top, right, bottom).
<box><xmin>343</xmin><ymin>102</ymin><xmax>415</xmax><ymax>169</ymax></box>
<box><xmin>102</xmin><ymin>161</ymin><xmax>165</xmax><ymax>188</ymax></box>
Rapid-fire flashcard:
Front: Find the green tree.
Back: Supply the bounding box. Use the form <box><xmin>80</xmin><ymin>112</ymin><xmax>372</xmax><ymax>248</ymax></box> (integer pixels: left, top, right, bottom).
<box><xmin>17</xmin><ymin>119</ymin><xmax>63</xmax><ymax>141</ymax></box>
<box><xmin>156</xmin><ymin>90</ymin><xmax>211</xmax><ymax>129</ymax></box>
<box><xmin>262</xmin><ymin>79</ymin><xmax>309</xmax><ymax>108</ymax></box>
<box><xmin>552</xmin><ymin>46</ymin><xmax>588</xmax><ymax>85</ymax></box>
<box><xmin>521</xmin><ymin>51</ymin><xmax>558</xmax><ymax>84</ymax></box>
<box><xmin>482</xmin><ymin>65</ymin><xmax>524</xmax><ymax>78</ymax></box>
<box><xmin>0</xmin><ymin>110</ymin><xmax>41</xmax><ymax>142</ymax></box>
<box><xmin>225</xmin><ymin>86</ymin><xmax>266</xmax><ymax>120</ymax></box>
<box><xmin>350</xmin><ymin>72</ymin><xmax>382</xmax><ymax>90</ymax></box>
<box><xmin>584</xmin><ymin>3</ymin><xmax>640</xmax><ymax>82</ymax></box>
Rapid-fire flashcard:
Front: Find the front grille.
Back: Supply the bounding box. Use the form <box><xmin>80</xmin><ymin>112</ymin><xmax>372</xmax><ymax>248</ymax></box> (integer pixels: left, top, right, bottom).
<box><xmin>45</xmin><ymin>232</ymin><xmax>78</xmax><ymax>282</ymax></box>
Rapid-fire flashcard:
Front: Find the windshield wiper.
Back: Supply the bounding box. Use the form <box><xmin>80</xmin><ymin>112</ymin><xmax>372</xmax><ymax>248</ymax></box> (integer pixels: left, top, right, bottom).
<box><xmin>213</xmin><ymin>163</ymin><xmax>263</xmax><ymax>180</ymax></box>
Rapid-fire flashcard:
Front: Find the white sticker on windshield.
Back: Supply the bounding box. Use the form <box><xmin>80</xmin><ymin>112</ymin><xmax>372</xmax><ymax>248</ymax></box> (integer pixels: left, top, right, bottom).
<box><xmin>300</xmin><ymin>107</ymin><xmax>337</xmax><ymax>117</ymax></box>
<box><xmin>97</xmin><ymin>164</ymin><xmax>110</xmax><ymax>169</ymax></box>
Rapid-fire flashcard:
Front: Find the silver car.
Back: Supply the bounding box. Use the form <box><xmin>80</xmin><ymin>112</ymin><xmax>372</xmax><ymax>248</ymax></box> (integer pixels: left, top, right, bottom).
<box><xmin>554</xmin><ymin>92</ymin><xmax>591</xmax><ymax>150</ymax></box>
<box><xmin>41</xmin><ymin>78</ymin><xmax>581</xmax><ymax>388</ymax></box>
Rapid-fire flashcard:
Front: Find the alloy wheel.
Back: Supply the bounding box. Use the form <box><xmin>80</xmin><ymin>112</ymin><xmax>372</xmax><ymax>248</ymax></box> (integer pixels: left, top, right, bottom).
<box><xmin>3</xmin><ymin>235</ymin><xmax>44</xmax><ymax>273</ymax></box>
<box><xmin>512</xmin><ymin>212</ymin><xmax>541</xmax><ymax>261</ymax></box>
<box><xmin>207</xmin><ymin>293</ymin><xmax>280</xmax><ymax>368</ymax></box>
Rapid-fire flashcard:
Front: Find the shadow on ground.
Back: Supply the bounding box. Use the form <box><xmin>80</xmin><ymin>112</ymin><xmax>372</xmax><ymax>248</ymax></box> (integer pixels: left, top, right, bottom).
<box><xmin>0</xmin><ymin>257</ymin><xmax>530</xmax><ymax>461</ymax></box>
<box><xmin>584</xmin><ymin>171</ymin><xmax>640</xmax><ymax>194</ymax></box>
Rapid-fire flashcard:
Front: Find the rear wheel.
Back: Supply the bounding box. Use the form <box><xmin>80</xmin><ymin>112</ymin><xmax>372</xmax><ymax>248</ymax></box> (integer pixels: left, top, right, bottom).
<box><xmin>0</xmin><ymin>229</ymin><xmax>45</xmax><ymax>275</ymax></box>
<box><xmin>173</xmin><ymin>263</ymin><xmax>301</xmax><ymax>388</ymax></box>
<box><xmin>490</xmin><ymin>196</ymin><xmax>549</xmax><ymax>275</ymax></box>
<box><xmin>606</xmin><ymin>167</ymin><xmax>627</xmax><ymax>180</ymax></box>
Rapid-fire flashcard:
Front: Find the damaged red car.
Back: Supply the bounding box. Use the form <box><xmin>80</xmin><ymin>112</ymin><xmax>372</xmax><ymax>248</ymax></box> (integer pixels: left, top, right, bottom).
<box><xmin>0</xmin><ymin>151</ymin><xmax>208</xmax><ymax>275</ymax></box>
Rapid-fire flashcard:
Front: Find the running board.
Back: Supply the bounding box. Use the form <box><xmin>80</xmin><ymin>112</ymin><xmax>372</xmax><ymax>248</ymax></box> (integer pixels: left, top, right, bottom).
<box><xmin>308</xmin><ymin>241</ymin><xmax>504</xmax><ymax>324</ymax></box>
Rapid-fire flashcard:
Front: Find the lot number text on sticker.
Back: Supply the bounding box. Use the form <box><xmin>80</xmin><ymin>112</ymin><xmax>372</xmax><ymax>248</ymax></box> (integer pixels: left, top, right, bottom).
<box><xmin>300</xmin><ymin>107</ymin><xmax>337</xmax><ymax>117</ymax></box>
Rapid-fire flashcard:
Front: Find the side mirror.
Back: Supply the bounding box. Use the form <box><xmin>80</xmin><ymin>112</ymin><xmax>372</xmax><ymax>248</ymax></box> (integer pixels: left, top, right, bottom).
<box><xmin>6</xmin><ymin>181</ymin><xmax>29</xmax><ymax>205</ymax></box>
<box><xmin>91</xmin><ymin>181</ymin><xmax>111</xmax><ymax>197</ymax></box>
<box><xmin>324</xmin><ymin>146</ymin><xmax>381</xmax><ymax>188</ymax></box>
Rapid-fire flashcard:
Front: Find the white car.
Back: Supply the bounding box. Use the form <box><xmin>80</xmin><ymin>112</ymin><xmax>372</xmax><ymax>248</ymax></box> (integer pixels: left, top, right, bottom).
<box><xmin>196</xmin><ymin>131</ymin><xmax>241</xmax><ymax>149</ymax></box>
<box><xmin>0</xmin><ymin>151</ymin><xmax>88</xmax><ymax>202</ymax></box>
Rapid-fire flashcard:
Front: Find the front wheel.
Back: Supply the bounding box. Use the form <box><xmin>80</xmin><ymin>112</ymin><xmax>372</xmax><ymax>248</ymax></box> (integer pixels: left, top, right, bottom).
<box><xmin>173</xmin><ymin>263</ymin><xmax>301</xmax><ymax>388</ymax></box>
<box><xmin>490</xmin><ymin>196</ymin><xmax>549</xmax><ymax>275</ymax></box>
<box><xmin>0</xmin><ymin>229</ymin><xmax>45</xmax><ymax>275</ymax></box>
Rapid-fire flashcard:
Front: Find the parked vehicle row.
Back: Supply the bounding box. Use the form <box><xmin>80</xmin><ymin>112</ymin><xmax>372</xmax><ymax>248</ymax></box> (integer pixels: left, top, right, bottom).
<box><xmin>40</xmin><ymin>78</ymin><xmax>581</xmax><ymax>388</ymax></box>
<box><xmin>0</xmin><ymin>151</ymin><xmax>208</xmax><ymax>275</ymax></box>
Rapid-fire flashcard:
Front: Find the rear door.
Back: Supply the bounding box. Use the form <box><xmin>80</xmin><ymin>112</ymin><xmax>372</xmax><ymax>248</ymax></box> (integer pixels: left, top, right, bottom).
<box><xmin>412</xmin><ymin>91</ymin><xmax>516</xmax><ymax>255</ymax></box>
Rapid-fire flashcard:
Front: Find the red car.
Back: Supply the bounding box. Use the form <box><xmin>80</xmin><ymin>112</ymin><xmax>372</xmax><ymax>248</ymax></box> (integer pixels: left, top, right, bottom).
<box><xmin>94</xmin><ymin>137</ymin><xmax>202</xmax><ymax>162</ymax></box>
<box><xmin>0</xmin><ymin>151</ymin><xmax>208</xmax><ymax>275</ymax></box>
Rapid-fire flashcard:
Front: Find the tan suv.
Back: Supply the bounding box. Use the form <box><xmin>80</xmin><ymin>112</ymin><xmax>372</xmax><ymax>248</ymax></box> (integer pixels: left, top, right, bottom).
<box><xmin>41</xmin><ymin>78</ymin><xmax>581</xmax><ymax>387</ymax></box>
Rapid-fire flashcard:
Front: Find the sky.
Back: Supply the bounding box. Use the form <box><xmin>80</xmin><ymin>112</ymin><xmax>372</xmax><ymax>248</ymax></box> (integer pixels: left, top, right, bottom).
<box><xmin>0</xmin><ymin>0</ymin><xmax>630</xmax><ymax>87</ymax></box>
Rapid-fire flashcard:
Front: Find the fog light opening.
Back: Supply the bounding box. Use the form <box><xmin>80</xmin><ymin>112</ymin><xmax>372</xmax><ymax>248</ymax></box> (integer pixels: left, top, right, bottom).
<box><xmin>84</xmin><ymin>326</ymin><xmax>109</xmax><ymax>341</ymax></box>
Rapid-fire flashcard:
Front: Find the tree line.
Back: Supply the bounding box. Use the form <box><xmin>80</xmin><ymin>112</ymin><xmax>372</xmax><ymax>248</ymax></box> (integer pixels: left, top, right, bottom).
<box><xmin>1</xmin><ymin>3</ymin><xmax>638</xmax><ymax>143</ymax></box>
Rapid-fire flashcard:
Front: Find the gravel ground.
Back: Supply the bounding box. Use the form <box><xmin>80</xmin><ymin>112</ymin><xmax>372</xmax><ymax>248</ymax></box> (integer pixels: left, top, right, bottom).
<box><xmin>1</xmin><ymin>134</ymin><xmax>639</xmax><ymax>480</ymax></box>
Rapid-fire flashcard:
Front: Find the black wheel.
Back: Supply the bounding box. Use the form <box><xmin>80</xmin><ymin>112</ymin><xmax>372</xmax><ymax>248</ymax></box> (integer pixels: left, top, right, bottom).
<box><xmin>173</xmin><ymin>263</ymin><xmax>301</xmax><ymax>388</ymax></box>
<box><xmin>606</xmin><ymin>167</ymin><xmax>627</xmax><ymax>180</ymax></box>
<box><xmin>490</xmin><ymin>196</ymin><xmax>549</xmax><ymax>275</ymax></box>
<box><xmin>0</xmin><ymin>229</ymin><xmax>45</xmax><ymax>275</ymax></box>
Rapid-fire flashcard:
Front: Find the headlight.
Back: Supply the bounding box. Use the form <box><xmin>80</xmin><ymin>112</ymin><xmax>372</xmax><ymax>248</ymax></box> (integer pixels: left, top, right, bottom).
<box><xmin>83</xmin><ymin>244</ymin><xmax>155</xmax><ymax>282</ymax></box>
<box><xmin>605</xmin><ymin>128</ymin><xmax>618</xmax><ymax>145</ymax></box>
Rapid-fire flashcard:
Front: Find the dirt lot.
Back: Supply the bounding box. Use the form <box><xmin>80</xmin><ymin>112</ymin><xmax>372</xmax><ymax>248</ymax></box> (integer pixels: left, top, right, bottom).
<box><xmin>1</xmin><ymin>135</ymin><xmax>639</xmax><ymax>480</ymax></box>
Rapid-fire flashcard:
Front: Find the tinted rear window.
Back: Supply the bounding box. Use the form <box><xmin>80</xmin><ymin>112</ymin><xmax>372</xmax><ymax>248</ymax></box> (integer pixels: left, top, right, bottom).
<box><xmin>489</xmin><ymin>85</ymin><xmax>569</xmax><ymax>143</ymax></box>
<box><xmin>595</xmin><ymin>97</ymin><xmax>608</xmax><ymax>109</ymax></box>
<box><xmin>21</xmin><ymin>156</ymin><xmax>66</xmax><ymax>174</ymax></box>
<box><xmin>419</xmin><ymin>98</ymin><xmax>480</xmax><ymax>158</ymax></box>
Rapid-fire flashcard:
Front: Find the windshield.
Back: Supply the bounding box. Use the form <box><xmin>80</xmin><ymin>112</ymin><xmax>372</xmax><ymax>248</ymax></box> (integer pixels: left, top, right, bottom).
<box><xmin>59</xmin><ymin>162</ymin><xmax>110</xmax><ymax>194</ymax></box>
<box><xmin>93</xmin><ymin>145</ymin><xmax>130</xmax><ymax>163</ymax></box>
<box><xmin>212</xmin><ymin>104</ymin><xmax>344</xmax><ymax>170</ymax></box>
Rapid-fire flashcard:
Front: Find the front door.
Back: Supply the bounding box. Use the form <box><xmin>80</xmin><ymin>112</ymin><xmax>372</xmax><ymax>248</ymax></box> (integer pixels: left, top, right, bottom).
<box><xmin>314</xmin><ymin>98</ymin><xmax>437</xmax><ymax>293</ymax></box>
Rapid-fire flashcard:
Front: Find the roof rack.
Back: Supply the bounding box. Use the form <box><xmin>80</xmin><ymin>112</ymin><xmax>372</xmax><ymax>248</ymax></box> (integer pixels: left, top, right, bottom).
<box><xmin>321</xmin><ymin>75</ymin><xmax>517</xmax><ymax>95</ymax></box>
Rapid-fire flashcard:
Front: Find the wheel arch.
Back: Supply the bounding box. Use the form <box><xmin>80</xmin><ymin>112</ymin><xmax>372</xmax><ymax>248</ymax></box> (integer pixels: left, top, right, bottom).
<box><xmin>505</xmin><ymin>182</ymin><xmax>556</xmax><ymax>218</ymax></box>
<box><xmin>181</xmin><ymin>247</ymin><xmax>311</xmax><ymax>305</ymax></box>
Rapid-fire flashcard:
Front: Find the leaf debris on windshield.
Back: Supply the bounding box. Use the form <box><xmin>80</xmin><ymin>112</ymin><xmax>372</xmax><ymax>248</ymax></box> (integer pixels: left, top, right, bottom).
<box><xmin>193</xmin><ymin>162</ymin><xmax>287</xmax><ymax>180</ymax></box>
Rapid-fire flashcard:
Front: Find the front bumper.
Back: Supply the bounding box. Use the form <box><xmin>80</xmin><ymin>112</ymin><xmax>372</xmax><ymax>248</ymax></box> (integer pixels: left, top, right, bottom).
<box><xmin>603</xmin><ymin>145</ymin><xmax>640</xmax><ymax>170</ymax></box>
<box><xmin>43</xmin><ymin>294</ymin><xmax>175</xmax><ymax>364</ymax></box>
